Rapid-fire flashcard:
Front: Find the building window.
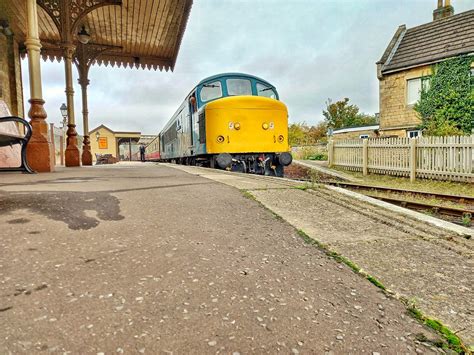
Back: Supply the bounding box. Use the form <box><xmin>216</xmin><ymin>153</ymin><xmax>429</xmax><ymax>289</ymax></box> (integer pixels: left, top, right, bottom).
<box><xmin>471</xmin><ymin>68</ymin><xmax>474</xmax><ymax>90</ymax></box>
<box><xmin>406</xmin><ymin>77</ymin><xmax>430</xmax><ymax>106</ymax></box>
<box><xmin>359</xmin><ymin>134</ymin><xmax>369</xmax><ymax>139</ymax></box>
<box><xmin>407</xmin><ymin>130</ymin><xmax>422</xmax><ymax>138</ymax></box>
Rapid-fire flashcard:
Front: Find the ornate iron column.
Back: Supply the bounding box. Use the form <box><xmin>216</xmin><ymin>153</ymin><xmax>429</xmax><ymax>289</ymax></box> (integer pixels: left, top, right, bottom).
<box><xmin>74</xmin><ymin>43</ymin><xmax>118</xmax><ymax>166</ymax></box>
<box><xmin>37</xmin><ymin>0</ymin><xmax>121</xmax><ymax>167</ymax></box>
<box><xmin>25</xmin><ymin>0</ymin><xmax>54</xmax><ymax>172</ymax></box>
<box><xmin>62</xmin><ymin>42</ymin><xmax>80</xmax><ymax>166</ymax></box>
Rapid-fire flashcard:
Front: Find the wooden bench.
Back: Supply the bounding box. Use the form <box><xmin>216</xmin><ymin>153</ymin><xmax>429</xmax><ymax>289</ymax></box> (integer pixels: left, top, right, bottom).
<box><xmin>0</xmin><ymin>116</ymin><xmax>34</xmax><ymax>173</ymax></box>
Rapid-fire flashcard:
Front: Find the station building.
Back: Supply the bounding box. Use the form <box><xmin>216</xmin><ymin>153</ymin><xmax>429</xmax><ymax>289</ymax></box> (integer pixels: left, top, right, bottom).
<box><xmin>377</xmin><ymin>1</ymin><xmax>474</xmax><ymax>138</ymax></box>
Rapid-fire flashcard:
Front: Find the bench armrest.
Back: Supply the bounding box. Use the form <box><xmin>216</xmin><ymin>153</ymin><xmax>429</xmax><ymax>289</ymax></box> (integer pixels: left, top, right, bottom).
<box><xmin>0</xmin><ymin>116</ymin><xmax>32</xmax><ymax>142</ymax></box>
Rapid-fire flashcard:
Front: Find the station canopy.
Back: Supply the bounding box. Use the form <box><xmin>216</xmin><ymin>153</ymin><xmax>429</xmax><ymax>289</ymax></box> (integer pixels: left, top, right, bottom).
<box><xmin>1</xmin><ymin>0</ymin><xmax>192</xmax><ymax>71</ymax></box>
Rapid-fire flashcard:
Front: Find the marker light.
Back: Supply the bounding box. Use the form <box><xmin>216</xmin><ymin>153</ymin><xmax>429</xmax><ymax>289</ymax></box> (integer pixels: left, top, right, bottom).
<box><xmin>234</xmin><ymin>122</ymin><xmax>241</xmax><ymax>130</ymax></box>
<box><xmin>262</xmin><ymin>123</ymin><xmax>269</xmax><ymax>130</ymax></box>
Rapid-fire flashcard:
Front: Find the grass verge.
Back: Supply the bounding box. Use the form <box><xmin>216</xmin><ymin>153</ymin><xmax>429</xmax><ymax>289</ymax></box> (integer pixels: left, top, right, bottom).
<box><xmin>331</xmin><ymin>167</ymin><xmax>474</xmax><ymax>197</ymax></box>
<box><xmin>406</xmin><ymin>302</ymin><xmax>466</xmax><ymax>353</ymax></box>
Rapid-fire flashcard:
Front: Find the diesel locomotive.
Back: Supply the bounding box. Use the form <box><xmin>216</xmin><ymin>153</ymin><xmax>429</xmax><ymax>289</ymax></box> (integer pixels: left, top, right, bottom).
<box><xmin>145</xmin><ymin>73</ymin><xmax>292</xmax><ymax>177</ymax></box>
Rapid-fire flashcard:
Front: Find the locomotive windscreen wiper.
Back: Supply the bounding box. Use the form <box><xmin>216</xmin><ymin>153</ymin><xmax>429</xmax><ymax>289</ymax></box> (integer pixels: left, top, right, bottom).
<box><xmin>259</xmin><ymin>87</ymin><xmax>273</xmax><ymax>92</ymax></box>
<box><xmin>203</xmin><ymin>84</ymin><xmax>219</xmax><ymax>88</ymax></box>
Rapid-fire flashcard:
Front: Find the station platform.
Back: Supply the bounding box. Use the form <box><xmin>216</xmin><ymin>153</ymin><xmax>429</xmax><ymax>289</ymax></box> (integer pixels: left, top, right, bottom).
<box><xmin>0</xmin><ymin>162</ymin><xmax>470</xmax><ymax>353</ymax></box>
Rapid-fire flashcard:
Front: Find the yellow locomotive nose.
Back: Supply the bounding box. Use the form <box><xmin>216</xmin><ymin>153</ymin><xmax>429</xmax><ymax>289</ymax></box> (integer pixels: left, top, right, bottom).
<box><xmin>262</xmin><ymin>122</ymin><xmax>269</xmax><ymax>130</ymax></box>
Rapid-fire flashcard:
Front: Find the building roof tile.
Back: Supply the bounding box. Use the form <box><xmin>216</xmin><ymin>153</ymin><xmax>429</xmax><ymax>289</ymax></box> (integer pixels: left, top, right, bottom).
<box><xmin>380</xmin><ymin>10</ymin><xmax>474</xmax><ymax>74</ymax></box>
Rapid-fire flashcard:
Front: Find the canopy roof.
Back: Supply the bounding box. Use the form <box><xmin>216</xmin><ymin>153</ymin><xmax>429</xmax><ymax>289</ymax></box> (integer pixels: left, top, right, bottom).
<box><xmin>1</xmin><ymin>0</ymin><xmax>192</xmax><ymax>71</ymax></box>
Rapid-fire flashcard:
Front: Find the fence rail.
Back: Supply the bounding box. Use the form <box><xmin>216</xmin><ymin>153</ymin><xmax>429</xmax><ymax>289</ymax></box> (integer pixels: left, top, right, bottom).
<box><xmin>328</xmin><ymin>135</ymin><xmax>474</xmax><ymax>182</ymax></box>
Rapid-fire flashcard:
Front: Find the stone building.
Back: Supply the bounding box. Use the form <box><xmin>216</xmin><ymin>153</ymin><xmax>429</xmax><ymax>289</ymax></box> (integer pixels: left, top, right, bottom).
<box><xmin>376</xmin><ymin>1</ymin><xmax>474</xmax><ymax>138</ymax></box>
<box><xmin>331</xmin><ymin>125</ymin><xmax>380</xmax><ymax>141</ymax></box>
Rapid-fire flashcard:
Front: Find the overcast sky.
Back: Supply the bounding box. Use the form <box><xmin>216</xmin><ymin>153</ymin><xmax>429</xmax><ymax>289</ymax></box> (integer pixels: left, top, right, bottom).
<box><xmin>21</xmin><ymin>0</ymin><xmax>474</xmax><ymax>135</ymax></box>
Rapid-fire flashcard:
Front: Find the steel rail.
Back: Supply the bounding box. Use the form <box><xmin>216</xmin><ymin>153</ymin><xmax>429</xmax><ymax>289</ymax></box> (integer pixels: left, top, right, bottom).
<box><xmin>326</xmin><ymin>181</ymin><xmax>474</xmax><ymax>205</ymax></box>
<box><xmin>361</xmin><ymin>194</ymin><xmax>473</xmax><ymax>218</ymax></box>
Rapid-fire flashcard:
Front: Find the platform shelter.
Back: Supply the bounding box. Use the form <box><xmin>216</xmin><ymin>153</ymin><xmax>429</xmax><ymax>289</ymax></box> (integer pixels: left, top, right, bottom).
<box><xmin>0</xmin><ymin>0</ymin><xmax>192</xmax><ymax>172</ymax></box>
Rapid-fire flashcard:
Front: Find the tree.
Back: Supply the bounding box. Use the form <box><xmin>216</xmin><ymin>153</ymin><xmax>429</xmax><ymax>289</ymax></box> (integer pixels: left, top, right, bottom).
<box><xmin>288</xmin><ymin>122</ymin><xmax>328</xmax><ymax>146</ymax></box>
<box><xmin>307</xmin><ymin>122</ymin><xmax>328</xmax><ymax>143</ymax></box>
<box><xmin>414</xmin><ymin>55</ymin><xmax>473</xmax><ymax>136</ymax></box>
<box><xmin>288</xmin><ymin>123</ymin><xmax>308</xmax><ymax>146</ymax></box>
<box><xmin>323</xmin><ymin>98</ymin><xmax>377</xmax><ymax>129</ymax></box>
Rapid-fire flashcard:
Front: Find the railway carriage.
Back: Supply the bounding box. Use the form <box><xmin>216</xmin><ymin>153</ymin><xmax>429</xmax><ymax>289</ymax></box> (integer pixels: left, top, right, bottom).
<box><xmin>145</xmin><ymin>73</ymin><xmax>292</xmax><ymax>176</ymax></box>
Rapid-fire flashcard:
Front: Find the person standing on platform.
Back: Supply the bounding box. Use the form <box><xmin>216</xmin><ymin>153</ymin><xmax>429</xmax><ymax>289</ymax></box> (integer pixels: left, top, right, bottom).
<box><xmin>139</xmin><ymin>144</ymin><xmax>146</xmax><ymax>162</ymax></box>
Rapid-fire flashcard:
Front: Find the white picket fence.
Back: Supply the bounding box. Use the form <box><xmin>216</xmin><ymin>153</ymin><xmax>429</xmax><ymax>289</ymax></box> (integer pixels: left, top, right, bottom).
<box><xmin>328</xmin><ymin>135</ymin><xmax>474</xmax><ymax>182</ymax></box>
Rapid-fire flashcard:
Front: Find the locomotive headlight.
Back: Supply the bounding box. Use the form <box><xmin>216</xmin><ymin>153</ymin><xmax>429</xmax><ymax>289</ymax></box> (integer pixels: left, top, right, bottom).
<box><xmin>278</xmin><ymin>135</ymin><xmax>284</xmax><ymax>143</ymax></box>
<box><xmin>262</xmin><ymin>122</ymin><xmax>269</xmax><ymax>130</ymax></box>
<box><xmin>217</xmin><ymin>135</ymin><xmax>225</xmax><ymax>143</ymax></box>
<box><xmin>269</xmin><ymin>122</ymin><xmax>274</xmax><ymax>129</ymax></box>
<box><xmin>234</xmin><ymin>122</ymin><xmax>241</xmax><ymax>130</ymax></box>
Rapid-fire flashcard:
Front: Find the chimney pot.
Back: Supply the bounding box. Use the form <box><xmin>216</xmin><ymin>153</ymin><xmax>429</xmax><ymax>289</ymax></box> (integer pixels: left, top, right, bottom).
<box><xmin>433</xmin><ymin>0</ymin><xmax>454</xmax><ymax>20</ymax></box>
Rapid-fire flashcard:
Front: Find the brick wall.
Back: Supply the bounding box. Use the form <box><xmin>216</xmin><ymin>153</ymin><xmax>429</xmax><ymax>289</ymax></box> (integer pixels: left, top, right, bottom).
<box><xmin>0</xmin><ymin>32</ymin><xmax>24</xmax><ymax>117</ymax></box>
<box><xmin>12</xmin><ymin>38</ymin><xmax>24</xmax><ymax>117</ymax></box>
<box><xmin>0</xmin><ymin>33</ymin><xmax>11</xmax><ymax>110</ymax></box>
<box><xmin>0</xmin><ymin>32</ymin><xmax>25</xmax><ymax>168</ymax></box>
<box><xmin>378</xmin><ymin>65</ymin><xmax>431</xmax><ymax>136</ymax></box>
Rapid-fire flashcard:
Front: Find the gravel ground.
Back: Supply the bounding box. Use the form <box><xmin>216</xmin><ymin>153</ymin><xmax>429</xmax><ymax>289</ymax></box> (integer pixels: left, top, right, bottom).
<box><xmin>0</xmin><ymin>164</ymin><xmax>445</xmax><ymax>353</ymax></box>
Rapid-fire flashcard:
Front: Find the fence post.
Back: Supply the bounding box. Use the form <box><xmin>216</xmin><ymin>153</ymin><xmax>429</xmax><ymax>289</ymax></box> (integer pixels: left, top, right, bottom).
<box><xmin>327</xmin><ymin>140</ymin><xmax>334</xmax><ymax>167</ymax></box>
<box><xmin>362</xmin><ymin>139</ymin><xmax>368</xmax><ymax>176</ymax></box>
<box><xmin>410</xmin><ymin>138</ymin><xmax>417</xmax><ymax>182</ymax></box>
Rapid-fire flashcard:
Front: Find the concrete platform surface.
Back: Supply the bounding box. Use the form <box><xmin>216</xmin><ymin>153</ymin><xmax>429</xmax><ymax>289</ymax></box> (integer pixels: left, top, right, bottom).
<box><xmin>0</xmin><ymin>163</ymin><xmax>450</xmax><ymax>353</ymax></box>
<box><xmin>168</xmin><ymin>164</ymin><xmax>473</xmax><ymax>349</ymax></box>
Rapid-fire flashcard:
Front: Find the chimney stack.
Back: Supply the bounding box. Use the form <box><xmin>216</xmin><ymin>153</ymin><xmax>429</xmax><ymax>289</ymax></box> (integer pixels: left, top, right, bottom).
<box><xmin>433</xmin><ymin>0</ymin><xmax>454</xmax><ymax>20</ymax></box>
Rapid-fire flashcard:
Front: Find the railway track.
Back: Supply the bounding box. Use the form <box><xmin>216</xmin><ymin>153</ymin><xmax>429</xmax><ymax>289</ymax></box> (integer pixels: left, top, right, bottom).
<box><xmin>325</xmin><ymin>181</ymin><xmax>474</xmax><ymax>220</ymax></box>
<box><xmin>326</xmin><ymin>181</ymin><xmax>474</xmax><ymax>205</ymax></box>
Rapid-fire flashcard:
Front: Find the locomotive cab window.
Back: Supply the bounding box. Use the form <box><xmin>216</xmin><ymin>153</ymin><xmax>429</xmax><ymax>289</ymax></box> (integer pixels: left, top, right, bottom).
<box><xmin>227</xmin><ymin>78</ymin><xmax>252</xmax><ymax>96</ymax></box>
<box><xmin>256</xmin><ymin>83</ymin><xmax>277</xmax><ymax>99</ymax></box>
<box><xmin>200</xmin><ymin>81</ymin><xmax>222</xmax><ymax>102</ymax></box>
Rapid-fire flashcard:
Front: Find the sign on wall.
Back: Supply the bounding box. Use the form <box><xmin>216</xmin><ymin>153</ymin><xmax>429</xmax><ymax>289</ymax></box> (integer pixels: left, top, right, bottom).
<box><xmin>98</xmin><ymin>137</ymin><xmax>108</xmax><ymax>149</ymax></box>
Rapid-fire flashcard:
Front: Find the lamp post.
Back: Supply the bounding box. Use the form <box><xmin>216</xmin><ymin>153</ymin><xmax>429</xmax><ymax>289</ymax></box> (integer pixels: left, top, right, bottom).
<box><xmin>59</xmin><ymin>103</ymin><xmax>68</xmax><ymax>165</ymax></box>
<box><xmin>60</xmin><ymin>103</ymin><xmax>67</xmax><ymax>126</ymax></box>
<box><xmin>75</xmin><ymin>26</ymin><xmax>95</xmax><ymax>166</ymax></box>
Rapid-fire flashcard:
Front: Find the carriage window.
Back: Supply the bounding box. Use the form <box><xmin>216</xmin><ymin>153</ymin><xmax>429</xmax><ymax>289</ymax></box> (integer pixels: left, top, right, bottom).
<box><xmin>227</xmin><ymin>78</ymin><xmax>252</xmax><ymax>96</ymax></box>
<box><xmin>256</xmin><ymin>83</ymin><xmax>277</xmax><ymax>99</ymax></box>
<box><xmin>200</xmin><ymin>81</ymin><xmax>222</xmax><ymax>102</ymax></box>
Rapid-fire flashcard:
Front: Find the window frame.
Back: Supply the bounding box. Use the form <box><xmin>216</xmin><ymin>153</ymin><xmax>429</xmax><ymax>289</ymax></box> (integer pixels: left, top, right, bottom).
<box><xmin>256</xmin><ymin>82</ymin><xmax>277</xmax><ymax>99</ymax></box>
<box><xmin>226</xmin><ymin>78</ymin><xmax>253</xmax><ymax>96</ymax></box>
<box><xmin>407</xmin><ymin>129</ymin><xmax>422</xmax><ymax>138</ymax></box>
<box><xmin>199</xmin><ymin>80</ymin><xmax>223</xmax><ymax>103</ymax></box>
<box><xmin>359</xmin><ymin>134</ymin><xmax>369</xmax><ymax>139</ymax></box>
<box><xmin>406</xmin><ymin>76</ymin><xmax>430</xmax><ymax>106</ymax></box>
